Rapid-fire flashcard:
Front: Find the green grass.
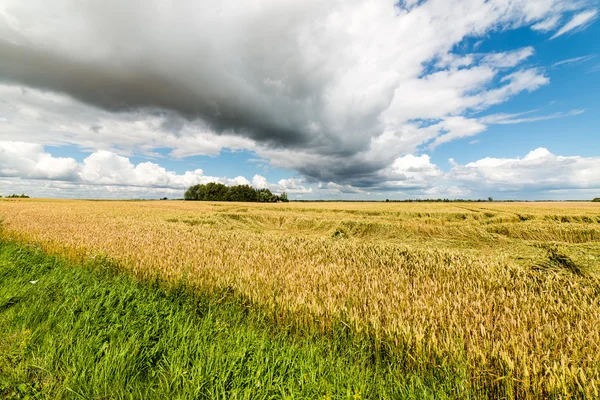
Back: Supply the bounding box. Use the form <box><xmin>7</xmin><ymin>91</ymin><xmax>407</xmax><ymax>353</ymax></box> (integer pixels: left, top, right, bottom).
<box><xmin>0</xmin><ymin>240</ymin><xmax>470</xmax><ymax>399</ymax></box>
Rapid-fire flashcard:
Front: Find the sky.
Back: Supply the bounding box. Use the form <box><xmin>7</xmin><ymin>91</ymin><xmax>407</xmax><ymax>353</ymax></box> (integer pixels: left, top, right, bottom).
<box><xmin>1</xmin><ymin>0</ymin><xmax>599</xmax><ymax>200</ymax></box>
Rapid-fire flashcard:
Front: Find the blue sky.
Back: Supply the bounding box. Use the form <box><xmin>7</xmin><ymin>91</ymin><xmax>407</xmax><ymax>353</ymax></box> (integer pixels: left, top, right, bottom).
<box><xmin>430</xmin><ymin>21</ymin><xmax>600</xmax><ymax>163</ymax></box>
<box><xmin>0</xmin><ymin>0</ymin><xmax>599</xmax><ymax>200</ymax></box>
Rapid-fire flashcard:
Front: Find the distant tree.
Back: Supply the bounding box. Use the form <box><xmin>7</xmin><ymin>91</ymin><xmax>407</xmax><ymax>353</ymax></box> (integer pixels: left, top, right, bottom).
<box><xmin>184</xmin><ymin>183</ymin><xmax>228</xmax><ymax>201</ymax></box>
<box><xmin>7</xmin><ymin>194</ymin><xmax>29</xmax><ymax>198</ymax></box>
<box><xmin>184</xmin><ymin>184</ymin><xmax>287</xmax><ymax>202</ymax></box>
<box><xmin>593</xmin><ymin>198</ymin><xmax>600</xmax><ymax>202</ymax></box>
<box><xmin>488</xmin><ymin>197</ymin><xmax>493</xmax><ymax>202</ymax></box>
<box><xmin>227</xmin><ymin>185</ymin><xmax>258</xmax><ymax>202</ymax></box>
<box><xmin>184</xmin><ymin>184</ymin><xmax>201</xmax><ymax>200</ymax></box>
<box><xmin>256</xmin><ymin>188</ymin><xmax>278</xmax><ymax>203</ymax></box>
<box><xmin>280</xmin><ymin>192</ymin><xmax>289</xmax><ymax>203</ymax></box>
<box><xmin>195</xmin><ymin>184</ymin><xmax>208</xmax><ymax>200</ymax></box>
<box><xmin>204</xmin><ymin>182</ymin><xmax>229</xmax><ymax>201</ymax></box>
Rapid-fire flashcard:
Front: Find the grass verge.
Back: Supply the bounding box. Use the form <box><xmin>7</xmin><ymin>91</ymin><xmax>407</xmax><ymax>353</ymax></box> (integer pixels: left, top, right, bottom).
<box><xmin>0</xmin><ymin>239</ymin><xmax>468</xmax><ymax>399</ymax></box>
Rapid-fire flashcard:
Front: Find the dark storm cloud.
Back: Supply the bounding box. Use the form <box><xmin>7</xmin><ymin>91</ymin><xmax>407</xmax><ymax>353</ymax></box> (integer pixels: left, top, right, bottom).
<box><xmin>0</xmin><ymin>39</ymin><xmax>313</xmax><ymax>148</ymax></box>
<box><xmin>0</xmin><ymin>0</ymin><xmax>592</xmax><ymax>188</ymax></box>
<box><xmin>89</xmin><ymin>124</ymin><xmax>103</xmax><ymax>133</ymax></box>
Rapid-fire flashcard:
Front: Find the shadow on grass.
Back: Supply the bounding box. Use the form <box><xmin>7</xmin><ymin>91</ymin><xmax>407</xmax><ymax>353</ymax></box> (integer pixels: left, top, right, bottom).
<box><xmin>0</xmin><ymin>239</ymin><xmax>469</xmax><ymax>400</ymax></box>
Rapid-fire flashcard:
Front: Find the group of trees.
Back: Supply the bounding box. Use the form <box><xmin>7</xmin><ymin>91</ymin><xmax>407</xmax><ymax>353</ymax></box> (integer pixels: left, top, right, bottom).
<box><xmin>593</xmin><ymin>198</ymin><xmax>600</xmax><ymax>202</ymax></box>
<box><xmin>185</xmin><ymin>183</ymin><xmax>289</xmax><ymax>202</ymax></box>
<box><xmin>2</xmin><ymin>194</ymin><xmax>30</xmax><ymax>198</ymax></box>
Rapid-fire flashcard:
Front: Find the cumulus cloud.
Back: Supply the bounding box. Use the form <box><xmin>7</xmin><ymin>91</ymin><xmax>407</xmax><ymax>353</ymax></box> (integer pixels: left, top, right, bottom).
<box><xmin>0</xmin><ymin>0</ymin><xmax>594</xmax><ymax>188</ymax></box>
<box><xmin>0</xmin><ymin>141</ymin><xmax>79</xmax><ymax>180</ymax></box>
<box><xmin>251</xmin><ymin>174</ymin><xmax>312</xmax><ymax>194</ymax></box>
<box><xmin>276</xmin><ymin>178</ymin><xmax>313</xmax><ymax>194</ymax></box>
<box><xmin>378</xmin><ymin>154</ymin><xmax>443</xmax><ymax>189</ymax></box>
<box><xmin>0</xmin><ymin>141</ymin><xmax>260</xmax><ymax>190</ymax></box>
<box><xmin>79</xmin><ymin>151</ymin><xmax>208</xmax><ymax>188</ymax></box>
<box><xmin>251</xmin><ymin>175</ymin><xmax>269</xmax><ymax>190</ymax></box>
<box><xmin>449</xmin><ymin>148</ymin><xmax>600</xmax><ymax>191</ymax></box>
<box><xmin>0</xmin><ymin>141</ymin><xmax>314</xmax><ymax>198</ymax></box>
<box><xmin>2</xmin><ymin>142</ymin><xmax>599</xmax><ymax>199</ymax></box>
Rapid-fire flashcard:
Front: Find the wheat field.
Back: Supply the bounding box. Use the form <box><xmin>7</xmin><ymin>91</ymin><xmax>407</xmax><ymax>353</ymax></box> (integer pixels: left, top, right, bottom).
<box><xmin>1</xmin><ymin>198</ymin><xmax>599</xmax><ymax>398</ymax></box>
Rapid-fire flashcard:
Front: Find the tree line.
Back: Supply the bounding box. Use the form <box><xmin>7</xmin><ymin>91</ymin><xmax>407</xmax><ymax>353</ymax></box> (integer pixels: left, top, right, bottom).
<box><xmin>184</xmin><ymin>183</ymin><xmax>288</xmax><ymax>202</ymax></box>
<box><xmin>1</xmin><ymin>194</ymin><xmax>30</xmax><ymax>198</ymax></box>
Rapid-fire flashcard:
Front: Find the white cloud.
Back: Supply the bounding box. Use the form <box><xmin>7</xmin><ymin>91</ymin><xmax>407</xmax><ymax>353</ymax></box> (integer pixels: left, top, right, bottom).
<box><xmin>0</xmin><ymin>142</ymin><xmax>316</xmax><ymax>199</ymax></box>
<box><xmin>482</xmin><ymin>47</ymin><xmax>535</xmax><ymax>68</ymax></box>
<box><xmin>228</xmin><ymin>176</ymin><xmax>252</xmax><ymax>187</ymax></box>
<box><xmin>479</xmin><ymin>109</ymin><xmax>585</xmax><ymax>124</ymax></box>
<box><xmin>552</xmin><ymin>54</ymin><xmax>596</xmax><ymax>67</ymax></box>
<box><xmin>449</xmin><ymin>148</ymin><xmax>600</xmax><ymax>191</ymax></box>
<box><xmin>551</xmin><ymin>9</ymin><xmax>598</xmax><ymax>39</ymax></box>
<box><xmin>532</xmin><ymin>15</ymin><xmax>562</xmax><ymax>31</ymax></box>
<box><xmin>79</xmin><ymin>151</ymin><xmax>210</xmax><ymax>188</ymax></box>
<box><xmin>0</xmin><ymin>141</ymin><xmax>263</xmax><ymax>192</ymax></box>
<box><xmin>428</xmin><ymin>117</ymin><xmax>488</xmax><ymax>149</ymax></box>
<box><xmin>252</xmin><ymin>174</ymin><xmax>312</xmax><ymax>194</ymax></box>
<box><xmin>0</xmin><ymin>177</ymin><xmax>189</xmax><ymax>199</ymax></box>
<box><xmin>379</xmin><ymin>154</ymin><xmax>443</xmax><ymax>189</ymax></box>
<box><xmin>0</xmin><ymin>141</ymin><xmax>79</xmax><ymax>180</ymax></box>
<box><xmin>251</xmin><ymin>174</ymin><xmax>268</xmax><ymax>190</ymax></box>
<box><xmin>2</xmin><ymin>142</ymin><xmax>599</xmax><ymax>200</ymax></box>
<box><xmin>382</xmin><ymin>66</ymin><xmax>549</xmax><ymax>143</ymax></box>
<box><xmin>415</xmin><ymin>185</ymin><xmax>472</xmax><ymax>199</ymax></box>
<box><xmin>276</xmin><ymin>178</ymin><xmax>313</xmax><ymax>194</ymax></box>
<box><xmin>0</xmin><ymin>0</ymin><xmax>594</xmax><ymax>187</ymax></box>
<box><xmin>479</xmin><ymin>68</ymin><xmax>550</xmax><ymax>106</ymax></box>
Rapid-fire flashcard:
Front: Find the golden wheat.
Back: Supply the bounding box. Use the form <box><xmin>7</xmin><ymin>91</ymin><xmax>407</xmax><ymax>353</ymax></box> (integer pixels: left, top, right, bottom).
<box><xmin>1</xmin><ymin>198</ymin><xmax>599</xmax><ymax>398</ymax></box>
